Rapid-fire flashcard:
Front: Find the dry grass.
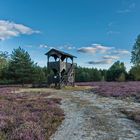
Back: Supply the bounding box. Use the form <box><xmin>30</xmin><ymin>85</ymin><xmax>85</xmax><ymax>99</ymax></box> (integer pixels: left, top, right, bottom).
<box><xmin>63</xmin><ymin>85</ymin><xmax>93</xmax><ymax>91</ymax></box>
<box><xmin>19</xmin><ymin>88</ymin><xmax>58</xmax><ymax>93</ymax></box>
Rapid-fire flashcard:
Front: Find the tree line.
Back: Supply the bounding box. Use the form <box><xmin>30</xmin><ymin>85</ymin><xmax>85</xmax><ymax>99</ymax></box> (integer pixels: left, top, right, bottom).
<box><xmin>0</xmin><ymin>35</ymin><xmax>140</xmax><ymax>85</ymax></box>
<box><xmin>75</xmin><ymin>61</ymin><xmax>136</xmax><ymax>82</ymax></box>
<box><xmin>0</xmin><ymin>47</ymin><xmax>47</xmax><ymax>85</ymax></box>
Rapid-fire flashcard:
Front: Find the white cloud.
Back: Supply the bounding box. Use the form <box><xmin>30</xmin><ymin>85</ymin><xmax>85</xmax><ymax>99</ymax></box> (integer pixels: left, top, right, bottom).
<box><xmin>39</xmin><ymin>44</ymin><xmax>76</xmax><ymax>50</ymax></box>
<box><xmin>77</xmin><ymin>46</ymin><xmax>96</xmax><ymax>53</ymax></box>
<box><xmin>88</xmin><ymin>59</ymin><xmax>113</xmax><ymax>65</ymax></box>
<box><xmin>87</xmin><ymin>54</ymin><xmax>120</xmax><ymax>65</ymax></box>
<box><xmin>77</xmin><ymin>43</ymin><xmax>130</xmax><ymax>61</ymax></box>
<box><xmin>103</xmin><ymin>55</ymin><xmax>120</xmax><ymax>60</ymax></box>
<box><xmin>111</xmin><ymin>49</ymin><xmax>130</xmax><ymax>55</ymax></box>
<box><xmin>66</xmin><ymin>46</ymin><xmax>76</xmax><ymax>50</ymax></box>
<box><xmin>0</xmin><ymin>20</ymin><xmax>40</xmax><ymax>40</ymax></box>
<box><xmin>39</xmin><ymin>44</ymin><xmax>48</xmax><ymax>48</ymax></box>
<box><xmin>78</xmin><ymin>43</ymin><xmax>130</xmax><ymax>66</ymax></box>
<box><xmin>77</xmin><ymin>44</ymin><xmax>113</xmax><ymax>54</ymax></box>
<box><xmin>58</xmin><ymin>44</ymin><xmax>75</xmax><ymax>50</ymax></box>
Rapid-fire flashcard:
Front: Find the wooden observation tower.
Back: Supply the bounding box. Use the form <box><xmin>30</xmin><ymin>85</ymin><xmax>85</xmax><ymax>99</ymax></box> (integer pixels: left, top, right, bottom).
<box><xmin>45</xmin><ymin>49</ymin><xmax>77</xmax><ymax>88</ymax></box>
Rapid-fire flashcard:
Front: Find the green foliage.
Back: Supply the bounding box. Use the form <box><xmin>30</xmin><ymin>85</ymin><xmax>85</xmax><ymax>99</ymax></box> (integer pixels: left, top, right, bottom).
<box><xmin>75</xmin><ymin>66</ymin><xmax>102</xmax><ymax>82</ymax></box>
<box><xmin>131</xmin><ymin>35</ymin><xmax>140</xmax><ymax>66</ymax></box>
<box><xmin>129</xmin><ymin>34</ymin><xmax>140</xmax><ymax>81</ymax></box>
<box><xmin>0</xmin><ymin>48</ymin><xmax>49</xmax><ymax>85</ymax></box>
<box><xmin>0</xmin><ymin>51</ymin><xmax>9</xmax><ymax>81</ymax></box>
<box><xmin>100</xmin><ymin>69</ymin><xmax>107</xmax><ymax>81</ymax></box>
<box><xmin>42</xmin><ymin>66</ymin><xmax>48</xmax><ymax>78</ymax></box>
<box><xmin>32</xmin><ymin>65</ymin><xmax>46</xmax><ymax>84</ymax></box>
<box><xmin>106</xmin><ymin>61</ymin><xmax>126</xmax><ymax>81</ymax></box>
<box><xmin>129</xmin><ymin>65</ymin><xmax>140</xmax><ymax>81</ymax></box>
<box><xmin>117</xmin><ymin>72</ymin><xmax>126</xmax><ymax>82</ymax></box>
<box><xmin>8</xmin><ymin>47</ymin><xmax>34</xmax><ymax>85</ymax></box>
<box><xmin>0</xmin><ymin>51</ymin><xmax>8</xmax><ymax>70</ymax></box>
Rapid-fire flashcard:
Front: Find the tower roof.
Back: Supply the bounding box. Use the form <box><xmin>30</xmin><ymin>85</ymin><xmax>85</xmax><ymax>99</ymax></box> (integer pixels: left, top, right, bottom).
<box><xmin>45</xmin><ymin>48</ymin><xmax>77</xmax><ymax>59</ymax></box>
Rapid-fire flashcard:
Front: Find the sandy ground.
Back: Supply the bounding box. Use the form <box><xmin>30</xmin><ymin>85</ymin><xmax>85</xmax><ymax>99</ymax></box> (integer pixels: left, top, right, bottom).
<box><xmin>49</xmin><ymin>89</ymin><xmax>140</xmax><ymax>140</ymax></box>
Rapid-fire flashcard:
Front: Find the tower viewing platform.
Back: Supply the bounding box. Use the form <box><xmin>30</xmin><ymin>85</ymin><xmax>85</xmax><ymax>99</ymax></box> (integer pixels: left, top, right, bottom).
<box><xmin>45</xmin><ymin>48</ymin><xmax>77</xmax><ymax>88</ymax></box>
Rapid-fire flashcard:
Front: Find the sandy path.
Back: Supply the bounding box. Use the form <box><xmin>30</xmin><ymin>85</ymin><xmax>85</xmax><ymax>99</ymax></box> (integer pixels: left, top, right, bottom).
<box><xmin>50</xmin><ymin>90</ymin><xmax>140</xmax><ymax>140</ymax></box>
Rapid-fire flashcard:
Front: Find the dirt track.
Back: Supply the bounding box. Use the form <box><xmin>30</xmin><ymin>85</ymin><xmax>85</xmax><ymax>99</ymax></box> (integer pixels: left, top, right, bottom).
<box><xmin>50</xmin><ymin>90</ymin><xmax>140</xmax><ymax>140</ymax></box>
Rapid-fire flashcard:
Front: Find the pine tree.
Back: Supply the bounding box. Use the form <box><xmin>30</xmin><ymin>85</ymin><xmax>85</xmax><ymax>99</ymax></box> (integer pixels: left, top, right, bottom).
<box><xmin>106</xmin><ymin>61</ymin><xmax>126</xmax><ymax>81</ymax></box>
<box><xmin>0</xmin><ymin>51</ymin><xmax>9</xmax><ymax>80</ymax></box>
<box><xmin>8</xmin><ymin>47</ymin><xmax>34</xmax><ymax>86</ymax></box>
<box><xmin>131</xmin><ymin>35</ymin><xmax>140</xmax><ymax>65</ymax></box>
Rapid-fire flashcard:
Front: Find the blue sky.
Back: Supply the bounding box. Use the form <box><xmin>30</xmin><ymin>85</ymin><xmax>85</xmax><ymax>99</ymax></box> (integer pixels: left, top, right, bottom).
<box><xmin>0</xmin><ymin>0</ymin><xmax>140</xmax><ymax>70</ymax></box>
